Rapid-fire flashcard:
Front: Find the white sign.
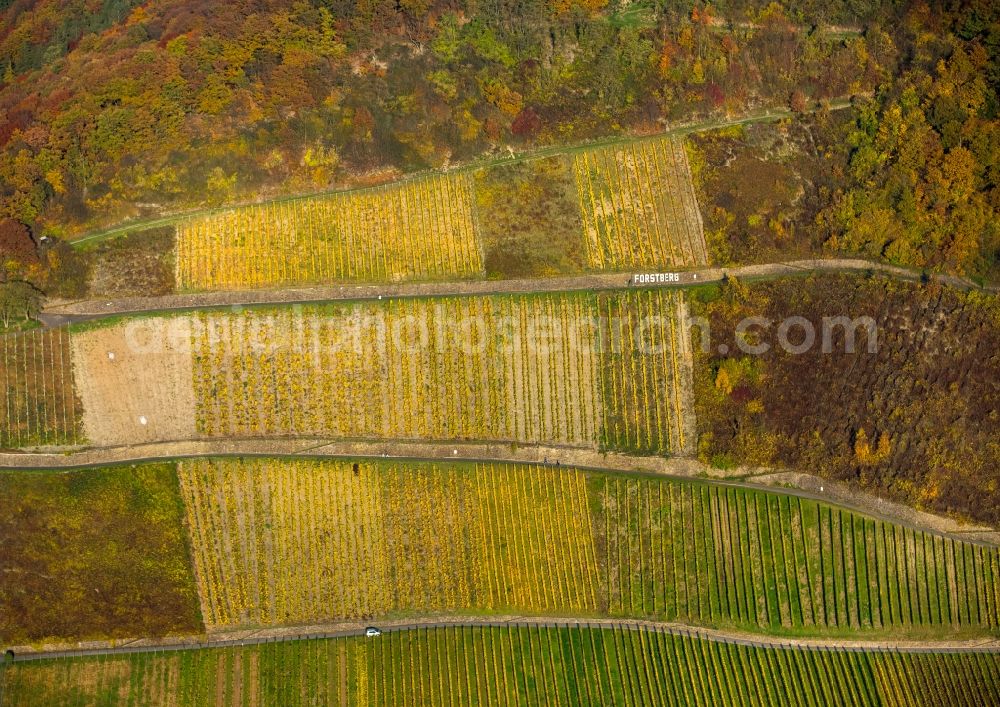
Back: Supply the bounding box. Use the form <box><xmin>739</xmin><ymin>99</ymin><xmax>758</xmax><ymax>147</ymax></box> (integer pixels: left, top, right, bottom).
<box><xmin>633</xmin><ymin>272</ymin><xmax>680</xmax><ymax>284</ymax></box>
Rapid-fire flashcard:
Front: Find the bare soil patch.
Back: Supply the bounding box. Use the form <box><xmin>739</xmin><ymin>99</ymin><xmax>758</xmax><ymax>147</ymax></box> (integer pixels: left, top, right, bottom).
<box><xmin>71</xmin><ymin>317</ymin><xmax>196</xmax><ymax>446</ymax></box>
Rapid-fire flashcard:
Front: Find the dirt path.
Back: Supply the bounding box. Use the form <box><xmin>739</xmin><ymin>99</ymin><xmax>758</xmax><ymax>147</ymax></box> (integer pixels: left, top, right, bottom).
<box><xmin>706</xmin><ymin>17</ymin><xmax>863</xmax><ymax>36</ymax></box>
<box><xmin>1</xmin><ymin>438</ymin><xmax>995</xmax><ymax>545</ymax></box>
<box><xmin>7</xmin><ymin>615</ymin><xmax>997</xmax><ymax>662</ymax></box>
<box><xmin>41</xmin><ymin>258</ymin><xmax>995</xmax><ymax>325</ymax></box>
<box><xmin>67</xmin><ymin>98</ymin><xmax>855</xmax><ymax>249</ymax></box>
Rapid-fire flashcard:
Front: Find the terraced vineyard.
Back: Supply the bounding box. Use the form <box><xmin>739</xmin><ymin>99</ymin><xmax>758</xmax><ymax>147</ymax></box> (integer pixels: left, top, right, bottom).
<box><xmin>170</xmin><ymin>136</ymin><xmax>709</xmax><ymax>291</ymax></box>
<box><xmin>573</xmin><ymin>137</ymin><xmax>707</xmax><ymax>270</ymax></box>
<box><xmin>593</xmin><ymin>476</ymin><xmax>1000</xmax><ymax>633</ymax></box>
<box><xmin>176</xmin><ymin>173</ymin><xmax>482</xmax><ymax>291</ymax></box>
<box><xmin>0</xmin><ymin>328</ymin><xmax>81</xmax><ymax>447</ymax></box>
<box><xmin>176</xmin><ymin>457</ymin><xmax>999</xmax><ymax>635</ymax></box>
<box><xmin>188</xmin><ymin>291</ymin><xmax>689</xmax><ymax>453</ymax></box>
<box><xmin>3</xmin><ymin>625</ymin><xmax>998</xmax><ymax>706</ymax></box>
<box><xmin>0</xmin><ymin>291</ymin><xmax>691</xmax><ymax>452</ymax></box>
<box><xmin>598</xmin><ymin>290</ymin><xmax>694</xmax><ymax>454</ymax></box>
<box><xmin>178</xmin><ymin>458</ymin><xmax>599</xmax><ymax>628</ymax></box>
<box><xmin>189</xmin><ymin>294</ymin><xmax>604</xmax><ymax>446</ymax></box>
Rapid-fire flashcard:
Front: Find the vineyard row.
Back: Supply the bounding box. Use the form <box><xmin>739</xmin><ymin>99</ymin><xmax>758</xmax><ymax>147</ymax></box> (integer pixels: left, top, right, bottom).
<box><xmin>178</xmin><ymin>459</ymin><xmax>599</xmax><ymax>628</ymax></box>
<box><xmin>0</xmin><ymin>328</ymin><xmax>80</xmax><ymax>447</ymax></box>
<box><xmin>2</xmin><ymin>625</ymin><xmax>997</xmax><ymax>706</ymax></box>
<box><xmin>177</xmin><ymin>458</ymin><xmax>1000</xmax><ymax>636</ymax></box>
<box><xmin>596</xmin><ymin>476</ymin><xmax>1000</xmax><ymax>632</ymax></box>
<box><xmin>177</xmin><ymin>172</ymin><xmax>482</xmax><ymax>291</ymax></box>
<box><xmin>188</xmin><ymin>291</ymin><xmax>687</xmax><ymax>454</ymax></box>
<box><xmin>574</xmin><ymin>136</ymin><xmax>708</xmax><ymax>271</ymax></box>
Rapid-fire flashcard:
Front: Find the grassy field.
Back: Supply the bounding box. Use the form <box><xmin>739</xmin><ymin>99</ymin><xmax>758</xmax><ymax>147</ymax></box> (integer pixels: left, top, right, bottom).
<box><xmin>0</xmin><ymin>465</ymin><xmax>202</xmax><ymax>645</ymax></box>
<box><xmin>169</xmin><ymin>135</ymin><xmax>706</xmax><ymax>292</ymax></box>
<box><xmin>2</xmin><ymin>624</ymin><xmax>998</xmax><ymax>706</ymax></box>
<box><xmin>176</xmin><ymin>458</ymin><xmax>999</xmax><ymax>636</ymax></box>
<box><xmin>0</xmin><ymin>328</ymin><xmax>81</xmax><ymax>447</ymax></box>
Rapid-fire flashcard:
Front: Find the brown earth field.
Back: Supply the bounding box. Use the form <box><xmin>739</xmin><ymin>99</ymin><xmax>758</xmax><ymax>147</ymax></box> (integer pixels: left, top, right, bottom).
<box><xmin>0</xmin><ymin>464</ymin><xmax>203</xmax><ymax>644</ymax></box>
<box><xmin>71</xmin><ymin>317</ymin><xmax>196</xmax><ymax>447</ymax></box>
<box><xmin>691</xmin><ymin>273</ymin><xmax>1000</xmax><ymax>526</ymax></box>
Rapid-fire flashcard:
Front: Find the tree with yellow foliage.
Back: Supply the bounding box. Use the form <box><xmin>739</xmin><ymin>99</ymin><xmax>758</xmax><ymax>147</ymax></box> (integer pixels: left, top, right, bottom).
<box><xmin>715</xmin><ymin>367</ymin><xmax>733</xmax><ymax>395</ymax></box>
<box><xmin>854</xmin><ymin>427</ymin><xmax>891</xmax><ymax>465</ymax></box>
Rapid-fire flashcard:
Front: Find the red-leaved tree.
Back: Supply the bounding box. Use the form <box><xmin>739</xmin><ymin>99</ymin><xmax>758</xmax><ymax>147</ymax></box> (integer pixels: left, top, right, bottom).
<box><xmin>0</xmin><ymin>218</ymin><xmax>39</xmax><ymax>266</ymax></box>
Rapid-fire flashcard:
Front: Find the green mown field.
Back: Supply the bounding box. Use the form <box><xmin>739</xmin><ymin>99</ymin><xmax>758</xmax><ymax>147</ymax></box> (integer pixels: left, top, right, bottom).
<box><xmin>2</xmin><ymin>624</ymin><xmax>997</xmax><ymax>706</ymax></box>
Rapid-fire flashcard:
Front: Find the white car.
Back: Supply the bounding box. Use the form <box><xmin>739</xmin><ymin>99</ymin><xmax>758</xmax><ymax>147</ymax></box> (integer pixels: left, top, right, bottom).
<box><xmin>365</xmin><ymin>627</ymin><xmax>382</xmax><ymax>637</ymax></box>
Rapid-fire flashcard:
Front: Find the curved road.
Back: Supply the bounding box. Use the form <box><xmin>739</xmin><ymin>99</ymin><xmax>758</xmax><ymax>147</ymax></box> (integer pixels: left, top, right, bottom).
<box><xmin>1</xmin><ymin>438</ymin><xmax>996</xmax><ymax>547</ymax></box>
<box><xmin>7</xmin><ymin>615</ymin><xmax>998</xmax><ymax>663</ymax></box>
<box><xmin>39</xmin><ymin>258</ymin><xmax>995</xmax><ymax>326</ymax></box>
